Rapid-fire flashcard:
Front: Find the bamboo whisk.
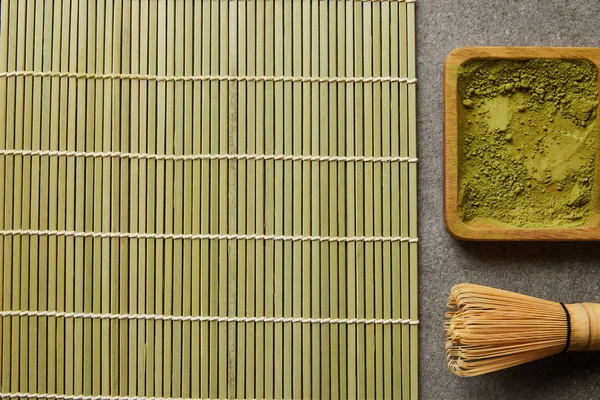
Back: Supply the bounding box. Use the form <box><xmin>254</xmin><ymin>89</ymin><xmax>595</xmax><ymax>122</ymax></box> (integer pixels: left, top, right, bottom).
<box><xmin>445</xmin><ymin>283</ymin><xmax>600</xmax><ymax>377</ymax></box>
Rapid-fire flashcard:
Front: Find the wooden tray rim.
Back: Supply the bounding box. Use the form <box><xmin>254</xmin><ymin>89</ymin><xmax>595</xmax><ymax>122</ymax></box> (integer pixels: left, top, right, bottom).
<box><xmin>443</xmin><ymin>46</ymin><xmax>600</xmax><ymax>241</ymax></box>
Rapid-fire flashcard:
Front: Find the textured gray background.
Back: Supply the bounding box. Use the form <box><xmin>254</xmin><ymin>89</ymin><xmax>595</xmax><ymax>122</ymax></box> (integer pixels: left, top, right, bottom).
<box><xmin>417</xmin><ymin>1</ymin><xmax>600</xmax><ymax>399</ymax></box>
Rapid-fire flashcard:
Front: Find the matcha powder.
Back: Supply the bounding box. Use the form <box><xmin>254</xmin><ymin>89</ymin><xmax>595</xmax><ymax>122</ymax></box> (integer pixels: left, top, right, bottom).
<box><xmin>458</xmin><ymin>58</ymin><xmax>598</xmax><ymax>228</ymax></box>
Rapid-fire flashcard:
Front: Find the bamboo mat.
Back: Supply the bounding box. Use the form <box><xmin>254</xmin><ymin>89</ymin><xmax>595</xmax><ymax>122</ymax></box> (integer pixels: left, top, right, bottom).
<box><xmin>0</xmin><ymin>0</ymin><xmax>418</xmax><ymax>399</ymax></box>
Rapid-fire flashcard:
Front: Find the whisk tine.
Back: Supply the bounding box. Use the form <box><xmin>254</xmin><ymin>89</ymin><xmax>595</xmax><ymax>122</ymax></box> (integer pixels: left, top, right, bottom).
<box><xmin>445</xmin><ymin>283</ymin><xmax>572</xmax><ymax>377</ymax></box>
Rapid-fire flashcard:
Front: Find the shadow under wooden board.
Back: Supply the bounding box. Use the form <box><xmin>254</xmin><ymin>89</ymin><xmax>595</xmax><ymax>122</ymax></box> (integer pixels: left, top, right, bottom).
<box><xmin>0</xmin><ymin>1</ymin><xmax>418</xmax><ymax>399</ymax></box>
<box><xmin>444</xmin><ymin>46</ymin><xmax>600</xmax><ymax>241</ymax></box>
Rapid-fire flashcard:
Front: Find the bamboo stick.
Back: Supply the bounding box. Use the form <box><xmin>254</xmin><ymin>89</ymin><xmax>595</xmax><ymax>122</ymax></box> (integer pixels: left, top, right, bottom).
<box><xmin>90</xmin><ymin>0</ymin><xmax>103</xmax><ymax>395</ymax></box>
<box><xmin>371</xmin><ymin>2</ymin><xmax>384</xmax><ymax>398</ymax></box>
<box><xmin>407</xmin><ymin>4</ymin><xmax>418</xmax><ymax>399</ymax></box>
<box><xmin>0</xmin><ymin>0</ymin><xmax>11</xmax><ymax>379</ymax></box>
<box><xmin>200</xmin><ymin>0</ymin><xmax>211</xmax><ymax>396</ymax></box>
<box><xmin>245</xmin><ymin>1</ymin><xmax>257</xmax><ymax>396</ymax></box>
<box><xmin>319</xmin><ymin>1</ymin><xmax>331</xmax><ymax>396</ymax></box>
<box><xmin>390</xmin><ymin>1</ymin><xmax>403</xmax><ymax>397</ymax></box>
<box><xmin>128</xmin><ymin>0</ymin><xmax>140</xmax><ymax>395</ymax></box>
<box><xmin>124</xmin><ymin>1</ymin><xmax>134</xmax><ymax>394</ymax></box>
<box><xmin>14</xmin><ymin>2</ymin><xmax>34</xmax><ymax>391</ymax></box>
<box><xmin>0</xmin><ymin>0</ymin><xmax>8</xmax><ymax>388</ymax></box>
<box><xmin>137</xmin><ymin>1</ymin><xmax>148</xmax><ymax>396</ymax></box>
<box><xmin>101</xmin><ymin>0</ymin><xmax>113</xmax><ymax>396</ymax></box>
<box><xmin>109</xmin><ymin>0</ymin><xmax>122</xmax><ymax>394</ymax></box>
<box><xmin>73</xmin><ymin>0</ymin><xmax>86</xmax><ymax>393</ymax></box>
<box><xmin>79</xmin><ymin>0</ymin><xmax>93</xmax><ymax>394</ymax></box>
<box><xmin>328</xmin><ymin>2</ymin><xmax>340</xmax><ymax>398</ymax></box>
<box><xmin>200</xmin><ymin>2</ymin><xmax>213</xmax><ymax>397</ymax></box>
<box><xmin>154</xmin><ymin>0</ymin><xmax>166</xmax><ymax>395</ymax></box>
<box><xmin>21</xmin><ymin>4</ymin><xmax>31</xmax><ymax>396</ymax></box>
<box><xmin>28</xmin><ymin>1</ymin><xmax>43</xmax><ymax>392</ymax></box>
<box><xmin>400</xmin><ymin>3</ymin><xmax>411</xmax><ymax>399</ymax></box>
<box><xmin>145</xmin><ymin>0</ymin><xmax>158</xmax><ymax>395</ymax></box>
<box><xmin>235</xmin><ymin>0</ymin><xmax>247</xmax><ymax>397</ymax></box>
<box><xmin>336</xmin><ymin>3</ymin><xmax>348</xmax><ymax>399</ymax></box>
<box><xmin>208</xmin><ymin>0</ymin><xmax>220</xmax><ymax>396</ymax></box>
<box><xmin>345</xmin><ymin>2</ymin><xmax>357</xmax><ymax>397</ymax></box>
<box><xmin>56</xmin><ymin>1</ymin><xmax>71</xmax><ymax>394</ymax></box>
<box><xmin>254</xmin><ymin>0</ymin><xmax>265</xmax><ymax>396</ymax></box>
<box><xmin>119</xmin><ymin>0</ymin><xmax>131</xmax><ymax>394</ymax></box>
<box><xmin>310</xmin><ymin>0</ymin><xmax>320</xmax><ymax>396</ymax></box>
<box><xmin>163</xmin><ymin>0</ymin><xmax>175</xmax><ymax>394</ymax></box>
<box><xmin>181</xmin><ymin>0</ymin><xmax>194</xmax><ymax>398</ymax></box>
<box><xmin>29</xmin><ymin>0</ymin><xmax>44</xmax><ymax>394</ymax></box>
<box><xmin>273</xmin><ymin>0</ymin><xmax>284</xmax><ymax>396</ymax></box>
<box><xmin>67</xmin><ymin>1</ymin><xmax>89</xmax><ymax>396</ymax></box>
<box><xmin>236</xmin><ymin>2</ymin><xmax>248</xmax><ymax>392</ymax></box>
<box><xmin>353</xmin><ymin>2</ymin><xmax>366</xmax><ymax>398</ymax></box>
<box><xmin>291</xmin><ymin>1</ymin><xmax>303</xmax><ymax>397</ymax></box>
<box><xmin>373</xmin><ymin>4</ymin><xmax>385</xmax><ymax>398</ymax></box>
<box><xmin>282</xmin><ymin>0</ymin><xmax>293</xmax><ymax>395</ymax></box>
<box><xmin>301</xmin><ymin>2</ymin><xmax>312</xmax><ymax>398</ymax></box>
<box><xmin>170</xmin><ymin>0</ymin><xmax>184</xmax><ymax>395</ymax></box>
<box><xmin>363</xmin><ymin>2</ymin><xmax>376</xmax><ymax>398</ymax></box>
<box><xmin>0</xmin><ymin>2</ymin><xmax>13</xmax><ymax>387</ymax></box>
<box><xmin>10</xmin><ymin>1</ymin><xmax>26</xmax><ymax>393</ymax></box>
<box><xmin>42</xmin><ymin>1</ymin><xmax>62</xmax><ymax>393</ymax></box>
<box><xmin>191</xmin><ymin>2</ymin><xmax>203</xmax><ymax>397</ymax></box>
<box><xmin>227</xmin><ymin>1</ymin><xmax>238</xmax><ymax>397</ymax></box>
<box><xmin>218</xmin><ymin>1</ymin><xmax>229</xmax><ymax>396</ymax></box>
<box><xmin>264</xmin><ymin>0</ymin><xmax>275</xmax><ymax>395</ymax></box>
<box><xmin>381</xmin><ymin>3</ymin><xmax>393</xmax><ymax>398</ymax></box>
<box><xmin>64</xmin><ymin>0</ymin><xmax>79</xmax><ymax>394</ymax></box>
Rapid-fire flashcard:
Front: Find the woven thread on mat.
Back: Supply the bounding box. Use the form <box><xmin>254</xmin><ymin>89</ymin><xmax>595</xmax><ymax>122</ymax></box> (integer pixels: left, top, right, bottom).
<box><xmin>0</xmin><ymin>229</ymin><xmax>419</xmax><ymax>243</ymax></box>
<box><xmin>0</xmin><ymin>310</ymin><xmax>419</xmax><ymax>326</ymax></box>
<box><xmin>0</xmin><ymin>148</ymin><xmax>418</xmax><ymax>164</ymax></box>
<box><xmin>0</xmin><ymin>70</ymin><xmax>417</xmax><ymax>84</ymax></box>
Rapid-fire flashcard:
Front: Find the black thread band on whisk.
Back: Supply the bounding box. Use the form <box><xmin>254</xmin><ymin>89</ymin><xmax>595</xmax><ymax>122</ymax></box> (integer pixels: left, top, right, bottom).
<box><xmin>560</xmin><ymin>302</ymin><xmax>571</xmax><ymax>353</ymax></box>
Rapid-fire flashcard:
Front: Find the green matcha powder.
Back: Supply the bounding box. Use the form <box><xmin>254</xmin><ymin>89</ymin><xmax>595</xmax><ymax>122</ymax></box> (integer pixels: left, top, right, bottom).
<box><xmin>458</xmin><ymin>58</ymin><xmax>598</xmax><ymax>228</ymax></box>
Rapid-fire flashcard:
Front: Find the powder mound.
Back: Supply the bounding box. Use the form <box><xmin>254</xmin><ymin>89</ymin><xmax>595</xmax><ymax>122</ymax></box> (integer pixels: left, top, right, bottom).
<box><xmin>457</xmin><ymin>58</ymin><xmax>598</xmax><ymax>228</ymax></box>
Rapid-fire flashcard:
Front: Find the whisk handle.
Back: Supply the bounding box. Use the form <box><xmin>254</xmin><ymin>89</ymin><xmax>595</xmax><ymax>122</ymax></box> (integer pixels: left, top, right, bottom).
<box><xmin>565</xmin><ymin>303</ymin><xmax>600</xmax><ymax>352</ymax></box>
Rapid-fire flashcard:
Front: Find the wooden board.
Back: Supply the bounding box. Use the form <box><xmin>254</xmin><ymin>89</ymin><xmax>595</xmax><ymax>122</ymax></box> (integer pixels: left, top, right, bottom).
<box><xmin>444</xmin><ymin>46</ymin><xmax>600</xmax><ymax>241</ymax></box>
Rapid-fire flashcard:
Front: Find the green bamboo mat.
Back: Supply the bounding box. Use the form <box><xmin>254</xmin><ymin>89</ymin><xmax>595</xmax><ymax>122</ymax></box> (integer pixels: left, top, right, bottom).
<box><xmin>0</xmin><ymin>0</ymin><xmax>418</xmax><ymax>399</ymax></box>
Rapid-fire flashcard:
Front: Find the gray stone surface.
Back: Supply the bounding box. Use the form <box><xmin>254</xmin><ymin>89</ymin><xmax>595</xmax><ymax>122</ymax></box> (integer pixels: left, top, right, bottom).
<box><xmin>417</xmin><ymin>1</ymin><xmax>600</xmax><ymax>399</ymax></box>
